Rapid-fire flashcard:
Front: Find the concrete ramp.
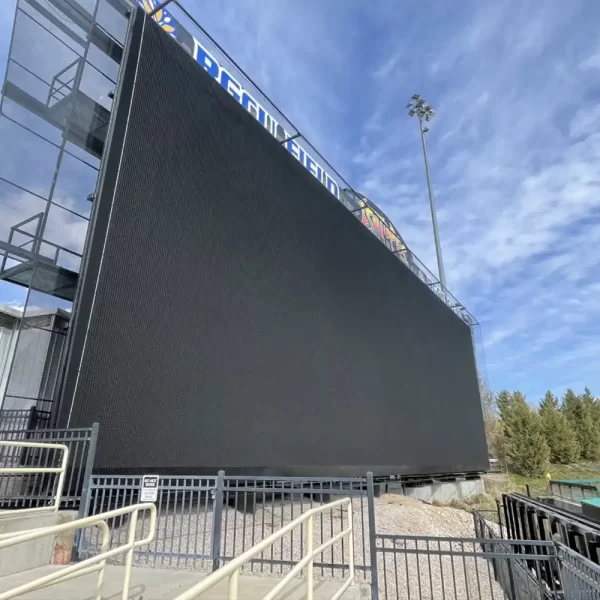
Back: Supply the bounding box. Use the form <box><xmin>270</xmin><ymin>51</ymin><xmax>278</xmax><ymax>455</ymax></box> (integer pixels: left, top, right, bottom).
<box><xmin>0</xmin><ymin>511</ymin><xmax>78</xmax><ymax>577</ymax></box>
<box><xmin>0</xmin><ymin>565</ymin><xmax>370</xmax><ymax>600</ymax></box>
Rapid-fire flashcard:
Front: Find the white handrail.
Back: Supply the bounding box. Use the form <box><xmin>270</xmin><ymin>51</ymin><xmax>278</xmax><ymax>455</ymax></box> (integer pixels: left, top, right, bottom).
<box><xmin>0</xmin><ymin>502</ymin><xmax>156</xmax><ymax>600</ymax></box>
<box><xmin>0</xmin><ymin>440</ymin><xmax>69</xmax><ymax>519</ymax></box>
<box><xmin>175</xmin><ymin>497</ymin><xmax>354</xmax><ymax>600</ymax></box>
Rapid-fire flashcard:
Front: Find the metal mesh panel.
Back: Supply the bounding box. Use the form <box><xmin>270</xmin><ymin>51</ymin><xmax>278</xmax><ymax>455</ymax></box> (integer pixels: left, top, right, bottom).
<box><xmin>63</xmin><ymin>8</ymin><xmax>487</xmax><ymax>477</ymax></box>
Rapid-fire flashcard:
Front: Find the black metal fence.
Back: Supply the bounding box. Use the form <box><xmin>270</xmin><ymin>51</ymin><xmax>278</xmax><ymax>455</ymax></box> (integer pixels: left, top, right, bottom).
<box><xmin>74</xmin><ymin>474</ymin><xmax>600</xmax><ymax>600</ymax></box>
<box><xmin>375</xmin><ymin>533</ymin><xmax>558</xmax><ymax>600</ymax></box>
<box><xmin>78</xmin><ymin>471</ymin><xmax>375</xmax><ymax>579</ymax></box>
<box><xmin>502</xmin><ymin>492</ymin><xmax>600</xmax><ymax>564</ymax></box>
<box><xmin>0</xmin><ymin>408</ymin><xmax>51</xmax><ymax>433</ymax></box>
<box><xmin>472</xmin><ymin>509</ymin><xmax>560</xmax><ymax>600</ymax></box>
<box><xmin>557</xmin><ymin>542</ymin><xmax>600</xmax><ymax>598</ymax></box>
<box><xmin>0</xmin><ymin>424</ymin><xmax>99</xmax><ymax>509</ymax></box>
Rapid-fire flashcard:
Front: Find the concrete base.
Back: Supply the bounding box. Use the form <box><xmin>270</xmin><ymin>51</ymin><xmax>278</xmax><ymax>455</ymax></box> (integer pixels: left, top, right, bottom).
<box><xmin>387</xmin><ymin>477</ymin><xmax>484</xmax><ymax>504</ymax></box>
<box><xmin>0</xmin><ymin>565</ymin><xmax>370</xmax><ymax>600</ymax></box>
<box><xmin>0</xmin><ymin>510</ymin><xmax>78</xmax><ymax>576</ymax></box>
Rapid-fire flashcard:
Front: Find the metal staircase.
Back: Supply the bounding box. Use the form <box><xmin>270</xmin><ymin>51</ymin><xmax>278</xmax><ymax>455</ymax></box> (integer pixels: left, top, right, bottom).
<box><xmin>2</xmin><ymin>56</ymin><xmax>111</xmax><ymax>160</ymax></box>
<box><xmin>0</xmin><ymin>213</ymin><xmax>80</xmax><ymax>302</ymax></box>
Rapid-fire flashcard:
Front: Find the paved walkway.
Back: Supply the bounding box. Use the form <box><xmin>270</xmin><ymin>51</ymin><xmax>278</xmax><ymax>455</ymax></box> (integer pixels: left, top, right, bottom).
<box><xmin>0</xmin><ymin>565</ymin><xmax>369</xmax><ymax>599</ymax></box>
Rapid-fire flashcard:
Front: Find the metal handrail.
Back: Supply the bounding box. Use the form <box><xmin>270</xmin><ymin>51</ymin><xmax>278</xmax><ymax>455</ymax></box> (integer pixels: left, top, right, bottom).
<box><xmin>0</xmin><ymin>211</ymin><xmax>84</xmax><ymax>276</ymax></box>
<box><xmin>46</xmin><ymin>57</ymin><xmax>80</xmax><ymax>107</ymax></box>
<box><xmin>0</xmin><ymin>502</ymin><xmax>157</xmax><ymax>600</ymax></box>
<box><xmin>175</xmin><ymin>497</ymin><xmax>354</xmax><ymax>600</ymax></box>
<box><xmin>0</xmin><ymin>440</ymin><xmax>69</xmax><ymax>519</ymax></box>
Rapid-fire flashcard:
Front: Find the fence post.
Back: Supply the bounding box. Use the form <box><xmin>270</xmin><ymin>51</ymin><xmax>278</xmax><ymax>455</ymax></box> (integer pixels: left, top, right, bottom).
<box><xmin>366</xmin><ymin>472</ymin><xmax>380</xmax><ymax>600</ymax></box>
<box><xmin>78</xmin><ymin>422</ymin><xmax>100</xmax><ymax>518</ymax></box>
<box><xmin>26</xmin><ymin>407</ymin><xmax>38</xmax><ymax>431</ymax></box>
<box><xmin>72</xmin><ymin>422</ymin><xmax>99</xmax><ymax>561</ymax></box>
<box><xmin>506</xmin><ymin>555</ymin><xmax>518</xmax><ymax>600</ymax></box>
<box><xmin>211</xmin><ymin>470</ymin><xmax>225</xmax><ymax>572</ymax></box>
<box><xmin>496</xmin><ymin>499</ymin><xmax>504</xmax><ymax>538</ymax></box>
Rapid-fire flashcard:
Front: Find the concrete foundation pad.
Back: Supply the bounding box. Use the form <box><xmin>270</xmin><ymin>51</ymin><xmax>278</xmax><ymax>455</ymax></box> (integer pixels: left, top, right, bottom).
<box><xmin>0</xmin><ymin>564</ymin><xmax>370</xmax><ymax>600</ymax></box>
<box><xmin>388</xmin><ymin>477</ymin><xmax>485</xmax><ymax>504</ymax></box>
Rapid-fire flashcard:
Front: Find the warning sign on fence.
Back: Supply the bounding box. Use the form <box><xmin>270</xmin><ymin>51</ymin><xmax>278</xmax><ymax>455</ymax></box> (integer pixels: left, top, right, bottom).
<box><xmin>140</xmin><ymin>474</ymin><xmax>159</xmax><ymax>502</ymax></box>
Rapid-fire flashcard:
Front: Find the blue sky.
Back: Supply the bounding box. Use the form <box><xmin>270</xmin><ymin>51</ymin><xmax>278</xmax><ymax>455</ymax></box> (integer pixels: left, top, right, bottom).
<box><xmin>1</xmin><ymin>0</ymin><xmax>600</xmax><ymax>403</ymax></box>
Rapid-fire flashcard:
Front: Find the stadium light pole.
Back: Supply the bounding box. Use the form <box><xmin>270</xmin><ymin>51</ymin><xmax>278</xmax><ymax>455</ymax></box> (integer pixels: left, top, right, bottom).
<box><xmin>407</xmin><ymin>94</ymin><xmax>447</xmax><ymax>289</ymax></box>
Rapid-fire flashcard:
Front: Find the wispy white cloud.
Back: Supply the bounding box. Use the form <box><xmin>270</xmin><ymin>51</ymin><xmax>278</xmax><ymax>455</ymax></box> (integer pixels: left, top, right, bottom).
<box><xmin>188</xmin><ymin>0</ymin><xmax>600</xmax><ymax>401</ymax></box>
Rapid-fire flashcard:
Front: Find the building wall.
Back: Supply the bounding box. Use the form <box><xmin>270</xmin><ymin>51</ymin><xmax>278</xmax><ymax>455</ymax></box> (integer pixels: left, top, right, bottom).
<box><xmin>5</xmin><ymin>317</ymin><xmax>52</xmax><ymax>410</ymax></box>
<box><xmin>0</xmin><ymin>310</ymin><xmax>68</xmax><ymax>412</ymax></box>
<box><xmin>0</xmin><ymin>313</ymin><xmax>18</xmax><ymax>403</ymax></box>
<box><xmin>61</xmin><ymin>10</ymin><xmax>488</xmax><ymax>477</ymax></box>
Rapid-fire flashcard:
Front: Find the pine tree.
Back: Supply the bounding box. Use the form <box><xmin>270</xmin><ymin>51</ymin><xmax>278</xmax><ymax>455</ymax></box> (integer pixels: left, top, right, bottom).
<box><xmin>539</xmin><ymin>391</ymin><xmax>579</xmax><ymax>463</ymax></box>
<box><xmin>563</xmin><ymin>388</ymin><xmax>583</xmax><ymax>426</ymax></box>
<box><xmin>581</xmin><ymin>387</ymin><xmax>596</xmax><ymax>410</ymax></box>
<box><xmin>582</xmin><ymin>387</ymin><xmax>600</xmax><ymax>426</ymax></box>
<box><xmin>562</xmin><ymin>389</ymin><xmax>600</xmax><ymax>461</ymax></box>
<box><xmin>578</xmin><ymin>412</ymin><xmax>600</xmax><ymax>461</ymax></box>
<box><xmin>499</xmin><ymin>391</ymin><xmax>550</xmax><ymax>476</ymax></box>
<box><xmin>496</xmin><ymin>390</ymin><xmax>513</xmax><ymax>421</ymax></box>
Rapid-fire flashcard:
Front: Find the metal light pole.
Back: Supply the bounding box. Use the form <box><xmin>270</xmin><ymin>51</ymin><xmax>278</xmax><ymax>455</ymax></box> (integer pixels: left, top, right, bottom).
<box><xmin>407</xmin><ymin>94</ymin><xmax>447</xmax><ymax>289</ymax></box>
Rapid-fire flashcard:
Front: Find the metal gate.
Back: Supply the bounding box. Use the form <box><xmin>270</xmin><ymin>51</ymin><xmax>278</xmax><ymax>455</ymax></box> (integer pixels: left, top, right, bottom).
<box><xmin>374</xmin><ymin>534</ymin><xmax>558</xmax><ymax>600</ymax></box>
<box><xmin>78</xmin><ymin>471</ymin><xmax>374</xmax><ymax>578</ymax></box>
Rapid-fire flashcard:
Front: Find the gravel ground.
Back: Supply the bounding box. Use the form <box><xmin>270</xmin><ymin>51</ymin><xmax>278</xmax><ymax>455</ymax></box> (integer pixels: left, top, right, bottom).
<box><xmin>82</xmin><ymin>493</ymin><xmax>507</xmax><ymax>599</ymax></box>
<box><xmin>375</xmin><ymin>495</ymin><xmax>505</xmax><ymax>600</ymax></box>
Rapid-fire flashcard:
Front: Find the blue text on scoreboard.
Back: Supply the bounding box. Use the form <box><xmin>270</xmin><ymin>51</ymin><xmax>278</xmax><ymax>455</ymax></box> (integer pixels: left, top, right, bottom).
<box><xmin>193</xmin><ymin>41</ymin><xmax>340</xmax><ymax>200</ymax></box>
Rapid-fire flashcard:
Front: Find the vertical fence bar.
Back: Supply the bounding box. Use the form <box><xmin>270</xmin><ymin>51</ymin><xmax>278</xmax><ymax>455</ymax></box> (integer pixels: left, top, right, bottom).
<box><xmin>26</xmin><ymin>407</ymin><xmax>37</xmax><ymax>431</ymax></box>
<box><xmin>211</xmin><ymin>470</ymin><xmax>225</xmax><ymax>572</ymax></box>
<box><xmin>496</xmin><ymin>500</ymin><xmax>504</xmax><ymax>538</ymax></box>
<box><xmin>367</xmin><ymin>472</ymin><xmax>380</xmax><ymax>600</ymax></box>
<box><xmin>77</xmin><ymin>424</ymin><xmax>99</xmax><ymax>522</ymax></box>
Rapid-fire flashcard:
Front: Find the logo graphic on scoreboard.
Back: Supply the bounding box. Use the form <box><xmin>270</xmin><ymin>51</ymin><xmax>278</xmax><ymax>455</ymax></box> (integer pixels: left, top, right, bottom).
<box><xmin>139</xmin><ymin>0</ymin><xmax>177</xmax><ymax>38</ymax></box>
<box><xmin>134</xmin><ymin>0</ymin><xmax>408</xmax><ymax>258</ymax></box>
<box><xmin>359</xmin><ymin>198</ymin><xmax>406</xmax><ymax>254</ymax></box>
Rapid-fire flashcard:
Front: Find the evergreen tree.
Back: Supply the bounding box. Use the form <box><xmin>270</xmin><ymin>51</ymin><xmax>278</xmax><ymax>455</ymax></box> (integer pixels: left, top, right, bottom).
<box><xmin>562</xmin><ymin>388</ymin><xmax>583</xmax><ymax>426</ymax></box>
<box><xmin>581</xmin><ymin>387</ymin><xmax>596</xmax><ymax>410</ymax></box>
<box><xmin>499</xmin><ymin>391</ymin><xmax>550</xmax><ymax>476</ymax></box>
<box><xmin>582</xmin><ymin>387</ymin><xmax>600</xmax><ymax>426</ymax></box>
<box><xmin>496</xmin><ymin>390</ymin><xmax>513</xmax><ymax>421</ymax></box>
<box><xmin>562</xmin><ymin>389</ymin><xmax>600</xmax><ymax>461</ymax></box>
<box><xmin>539</xmin><ymin>391</ymin><xmax>579</xmax><ymax>463</ymax></box>
<box><xmin>578</xmin><ymin>412</ymin><xmax>600</xmax><ymax>461</ymax></box>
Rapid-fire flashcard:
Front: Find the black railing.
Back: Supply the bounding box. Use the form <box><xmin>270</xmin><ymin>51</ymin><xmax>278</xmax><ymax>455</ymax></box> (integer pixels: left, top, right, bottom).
<box><xmin>0</xmin><ymin>407</ymin><xmax>51</xmax><ymax>433</ymax></box>
<box><xmin>0</xmin><ymin>423</ymin><xmax>99</xmax><ymax>509</ymax></box>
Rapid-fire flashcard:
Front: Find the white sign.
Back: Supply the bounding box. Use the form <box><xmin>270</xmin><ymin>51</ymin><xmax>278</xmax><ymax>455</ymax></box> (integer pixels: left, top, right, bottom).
<box><xmin>140</xmin><ymin>474</ymin><xmax>159</xmax><ymax>502</ymax></box>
